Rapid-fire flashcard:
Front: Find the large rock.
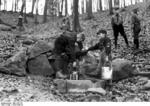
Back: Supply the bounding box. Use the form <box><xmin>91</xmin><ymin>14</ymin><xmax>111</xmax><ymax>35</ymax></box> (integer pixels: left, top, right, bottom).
<box><xmin>81</xmin><ymin>58</ymin><xmax>136</xmax><ymax>82</ymax></box>
<box><xmin>54</xmin><ymin>79</ymin><xmax>105</xmax><ymax>93</ymax></box>
<box><xmin>86</xmin><ymin>88</ymin><xmax>106</xmax><ymax>95</ymax></box>
<box><xmin>27</xmin><ymin>54</ymin><xmax>54</xmax><ymax>76</ymax></box>
<box><xmin>28</xmin><ymin>40</ymin><xmax>54</xmax><ymax>59</ymax></box>
<box><xmin>142</xmin><ymin>80</ymin><xmax>150</xmax><ymax>90</ymax></box>
<box><xmin>112</xmin><ymin>58</ymin><xmax>136</xmax><ymax>81</ymax></box>
<box><xmin>0</xmin><ymin>24</ymin><xmax>11</xmax><ymax>31</ymax></box>
<box><xmin>0</xmin><ymin>47</ymin><xmax>28</xmax><ymax>76</ymax></box>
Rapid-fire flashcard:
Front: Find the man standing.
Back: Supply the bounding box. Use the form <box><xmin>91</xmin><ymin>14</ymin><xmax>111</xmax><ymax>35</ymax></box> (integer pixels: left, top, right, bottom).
<box><xmin>131</xmin><ymin>9</ymin><xmax>141</xmax><ymax>49</ymax></box>
<box><xmin>111</xmin><ymin>7</ymin><xmax>129</xmax><ymax>49</ymax></box>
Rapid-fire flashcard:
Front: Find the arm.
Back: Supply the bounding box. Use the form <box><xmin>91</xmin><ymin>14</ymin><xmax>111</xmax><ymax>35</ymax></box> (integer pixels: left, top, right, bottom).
<box><xmin>120</xmin><ymin>15</ymin><xmax>123</xmax><ymax>25</ymax></box>
<box><xmin>88</xmin><ymin>43</ymin><xmax>99</xmax><ymax>51</ymax></box>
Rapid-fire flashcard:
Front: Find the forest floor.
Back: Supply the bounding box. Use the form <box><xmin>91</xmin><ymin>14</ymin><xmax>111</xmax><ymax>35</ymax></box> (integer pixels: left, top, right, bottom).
<box><xmin>1</xmin><ymin>1</ymin><xmax>150</xmax><ymax>102</ymax></box>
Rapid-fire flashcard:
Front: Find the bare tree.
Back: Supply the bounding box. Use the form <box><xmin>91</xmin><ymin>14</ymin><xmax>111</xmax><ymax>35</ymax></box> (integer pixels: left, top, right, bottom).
<box><xmin>60</xmin><ymin>0</ymin><xmax>64</xmax><ymax>16</ymax></box>
<box><xmin>81</xmin><ymin>0</ymin><xmax>84</xmax><ymax>14</ymax></box>
<box><xmin>72</xmin><ymin>0</ymin><xmax>82</xmax><ymax>32</ymax></box>
<box><xmin>65</xmin><ymin>0</ymin><xmax>68</xmax><ymax>16</ymax></box>
<box><xmin>114</xmin><ymin>0</ymin><xmax>120</xmax><ymax>7</ymax></box>
<box><xmin>14</xmin><ymin>0</ymin><xmax>19</xmax><ymax>12</ymax></box>
<box><xmin>43</xmin><ymin>0</ymin><xmax>48</xmax><ymax>23</ymax></box>
<box><xmin>131</xmin><ymin>0</ymin><xmax>133</xmax><ymax>5</ymax></box>
<box><xmin>20</xmin><ymin>0</ymin><xmax>25</xmax><ymax>16</ymax></box>
<box><xmin>12</xmin><ymin>0</ymin><xmax>14</xmax><ymax>11</ymax></box>
<box><xmin>34</xmin><ymin>0</ymin><xmax>39</xmax><ymax>24</ymax></box>
<box><xmin>123</xmin><ymin>0</ymin><xmax>126</xmax><ymax>7</ymax></box>
<box><xmin>31</xmin><ymin>0</ymin><xmax>36</xmax><ymax>15</ymax></box>
<box><xmin>4</xmin><ymin>0</ymin><xmax>7</xmax><ymax>10</ymax></box>
<box><xmin>0</xmin><ymin>0</ymin><xmax>1</xmax><ymax>11</ymax></box>
<box><xmin>99</xmin><ymin>0</ymin><xmax>102</xmax><ymax>11</ymax></box>
<box><xmin>87</xmin><ymin>0</ymin><xmax>93</xmax><ymax>19</ymax></box>
<box><xmin>24</xmin><ymin>0</ymin><xmax>27</xmax><ymax>23</ymax></box>
<box><xmin>109</xmin><ymin>0</ymin><xmax>113</xmax><ymax>15</ymax></box>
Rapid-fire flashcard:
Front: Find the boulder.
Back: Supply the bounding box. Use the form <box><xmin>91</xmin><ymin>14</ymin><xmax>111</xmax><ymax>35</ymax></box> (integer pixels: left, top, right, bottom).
<box><xmin>112</xmin><ymin>58</ymin><xmax>136</xmax><ymax>81</ymax></box>
<box><xmin>86</xmin><ymin>88</ymin><xmax>106</xmax><ymax>95</ymax></box>
<box><xmin>22</xmin><ymin>39</ymin><xmax>34</xmax><ymax>45</ymax></box>
<box><xmin>142</xmin><ymin>80</ymin><xmax>150</xmax><ymax>90</ymax></box>
<box><xmin>0</xmin><ymin>47</ymin><xmax>28</xmax><ymax>76</ymax></box>
<box><xmin>28</xmin><ymin>40</ymin><xmax>54</xmax><ymax>59</ymax></box>
<box><xmin>27</xmin><ymin>54</ymin><xmax>54</xmax><ymax>76</ymax></box>
<box><xmin>0</xmin><ymin>24</ymin><xmax>11</xmax><ymax>31</ymax></box>
<box><xmin>81</xmin><ymin>58</ymin><xmax>136</xmax><ymax>82</ymax></box>
<box><xmin>54</xmin><ymin>79</ymin><xmax>105</xmax><ymax>93</ymax></box>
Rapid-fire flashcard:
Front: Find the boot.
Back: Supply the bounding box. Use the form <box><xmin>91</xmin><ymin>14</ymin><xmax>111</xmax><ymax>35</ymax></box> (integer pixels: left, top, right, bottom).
<box><xmin>56</xmin><ymin>71</ymin><xmax>67</xmax><ymax>79</ymax></box>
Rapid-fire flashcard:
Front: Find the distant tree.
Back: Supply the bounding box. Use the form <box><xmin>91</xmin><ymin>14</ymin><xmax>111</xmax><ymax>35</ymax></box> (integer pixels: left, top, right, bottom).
<box><xmin>20</xmin><ymin>0</ymin><xmax>25</xmax><ymax>16</ymax></box>
<box><xmin>4</xmin><ymin>0</ymin><xmax>7</xmax><ymax>10</ymax></box>
<box><xmin>65</xmin><ymin>0</ymin><xmax>68</xmax><ymax>16</ymax></box>
<box><xmin>24</xmin><ymin>0</ymin><xmax>27</xmax><ymax>23</ymax></box>
<box><xmin>114</xmin><ymin>0</ymin><xmax>120</xmax><ymax>7</ymax></box>
<box><xmin>72</xmin><ymin>0</ymin><xmax>82</xmax><ymax>32</ymax></box>
<box><xmin>0</xmin><ymin>0</ymin><xmax>1</xmax><ymax>11</ymax></box>
<box><xmin>99</xmin><ymin>0</ymin><xmax>102</xmax><ymax>11</ymax></box>
<box><xmin>109</xmin><ymin>0</ymin><xmax>113</xmax><ymax>15</ymax></box>
<box><xmin>60</xmin><ymin>0</ymin><xmax>64</xmax><ymax>16</ymax></box>
<box><xmin>123</xmin><ymin>0</ymin><xmax>126</xmax><ymax>7</ymax></box>
<box><xmin>14</xmin><ymin>0</ymin><xmax>19</xmax><ymax>12</ymax></box>
<box><xmin>81</xmin><ymin>0</ymin><xmax>84</xmax><ymax>14</ymax></box>
<box><xmin>12</xmin><ymin>0</ymin><xmax>14</xmax><ymax>11</ymax></box>
<box><xmin>31</xmin><ymin>0</ymin><xmax>36</xmax><ymax>15</ymax></box>
<box><xmin>15</xmin><ymin>0</ymin><xmax>17</xmax><ymax>12</ymax></box>
<box><xmin>131</xmin><ymin>0</ymin><xmax>133</xmax><ymax>5</ymax></box>
<box><xmin>87</xmin><ymin>0</ymin><xmax>94</xmax><ymax>19</ymax></box>
<box><xmin>43</xmin><ymin>0</ymin><xmax>48</xmax><ymax>23</ymax></box>
<box><xmin>34</xmin><ymin>0</ymin><xmax>39</xmax><ymax>24</ymax></box>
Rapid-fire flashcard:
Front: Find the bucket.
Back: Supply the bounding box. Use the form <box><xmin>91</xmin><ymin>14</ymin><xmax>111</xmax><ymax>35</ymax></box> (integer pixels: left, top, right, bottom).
<box><xmin>101</xmin><ymin>67</ymin><xmax>113</xmax><ymax>80</ymax></box>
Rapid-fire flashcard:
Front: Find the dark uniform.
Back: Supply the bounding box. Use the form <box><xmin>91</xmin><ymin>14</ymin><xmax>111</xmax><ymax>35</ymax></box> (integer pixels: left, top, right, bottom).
<box><xmin>131</xmin><ymin>11</ymin><xmax>141</xmax><ymax>49</ymax></box>
<box><xmin>111</xmin><ymin>13</ymin><xmax>129</xmax><ymax>48</ymax></box>
<box><xmin>53</xmin><ymin>31</ymin><xmax>76</xmax><ymax>75</ymax></box>
<box><xmin>88</xmin><ymin>36</ymin><xmax>111</xmax><ymax>56</ymax></box>
<box><xmin>87</xmin><ymin>32</ymin><xmax>112</xmax><ymax>77</ymax></box>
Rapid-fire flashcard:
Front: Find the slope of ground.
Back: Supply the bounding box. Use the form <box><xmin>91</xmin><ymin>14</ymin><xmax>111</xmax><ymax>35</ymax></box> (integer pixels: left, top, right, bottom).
<box><xmin>0</xmin><ymin>1</ymin><xmax>150</xmax><ymax>102</ymax></box>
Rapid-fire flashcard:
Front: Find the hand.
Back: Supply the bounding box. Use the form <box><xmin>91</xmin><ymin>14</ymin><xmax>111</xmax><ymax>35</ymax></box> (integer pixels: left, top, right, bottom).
<box><xmin>61</xmin><ymin>53</ymin><xmax>68</xmax><ymax>60</ymax></box>
<box><xmin>73</xmin><ymin>62</ymin><xmax>77</xmax><ymax>68</ymax></box>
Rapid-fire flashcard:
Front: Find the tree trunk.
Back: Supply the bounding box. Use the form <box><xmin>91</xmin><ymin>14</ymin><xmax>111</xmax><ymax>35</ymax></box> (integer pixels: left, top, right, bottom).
<box><xmin>123</xmin><ymin>0</ymin><xmax>126</xmax><ymax>7</ymax></box>
<box><xmin>24</xmin><ymin>0</ymin><xmax>27</xmax><ymax>23</ymax></box>
<box><xmin>131</xmin><ymin>0</ymin><xmax>133</xmax><ymax>5</ymax></box>
<box><xmin>72</xmin><ymin>0</ymin><xmax>82</xmax><ymax>32</ymax></box>
<box><xmin>0</xmin><ymin>0</ymin><xmax>1</xmax><ymax>11</ymax></box>
<box><xmin>31</xmin><ymin>0</ymin><xmax>36</xmax><ymax>14</ymax></box>
<box><xmin>65</xmin><ymin>0</ymin><xmax>68</xmax><ymax>16</ymax></box>
<box><xmin>114</xmin><ymin>0</ymin><xmax>120</xmax><ymax>7</ymax></box>
<box><xmin>15</xmin><ymin>0</ymin><xmax>17</xmax><ymax>12</ymax></box>
<box><xmin>81</xmin><ymin>0</ymin><xmax>84</xmax><ymax>14</ymax></box>
<box><xmin>87</xmin><ymin>0</ymin><xmax>93</xmax><ymax>19</ymax></box>
<box><xmin>12</xmin><ymin>0</ymin><xmax>14</xmax><ymax>11</ymax></box>
<box><xmin>109</xmin><ymin>0</ymin><xmax>113</xmax><ymax>15</ymax></box>
<box><xmin>20</xmin><ymin>0</ymin><xmax>25</xmax><ymax>16</ymax></box>
<box><xmin>99</xmin><ymin>0</ymin><xmax>102</xmax><ymax>11</ymax></box>
<box><xmin>60</xmin><ymin>0</ymin><xmax>64</xmax><ymax>16</ymax></box>
<box><xmin>43</xmin><ymin>0</ymin><xmax>48</xmax><ymax>23</ymax></box>
<box><xmin>4</xmin><ymin>0</ymin><xmax>7</xmax><ymax>10</ymax></box>
<box><xmin>35</xmin><ymin>0</ymin><xmax>39</xmax><ymax>24</ymax></box>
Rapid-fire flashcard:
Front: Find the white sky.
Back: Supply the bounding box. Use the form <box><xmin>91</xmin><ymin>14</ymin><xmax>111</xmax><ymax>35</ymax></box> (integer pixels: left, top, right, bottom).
<box><xmin>0</xmin><ymin>0</ymin><xmax>144</xmax><ymax>15</ymax></box>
